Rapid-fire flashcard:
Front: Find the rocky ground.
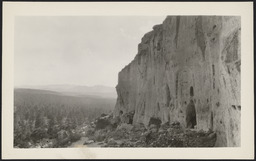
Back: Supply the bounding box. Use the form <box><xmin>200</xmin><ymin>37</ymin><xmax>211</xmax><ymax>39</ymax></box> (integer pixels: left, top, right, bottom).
<box><xmin>83</xmin><ymin>113</ymin><xmax>217</xmax><ymax>147</ymax></box>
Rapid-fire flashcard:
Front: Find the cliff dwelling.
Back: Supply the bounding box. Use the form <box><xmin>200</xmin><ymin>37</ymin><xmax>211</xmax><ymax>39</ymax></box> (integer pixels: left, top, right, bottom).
<box><xmin>114</xmin><ymin>16</ymin><xmax>241</xmax><ymax>147</ymax></box>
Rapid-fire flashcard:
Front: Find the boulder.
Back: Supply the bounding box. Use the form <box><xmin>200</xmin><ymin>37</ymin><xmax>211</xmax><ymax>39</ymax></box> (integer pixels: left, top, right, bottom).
<box><xmin>83</xmin><ymin>140</ymin><xmax>94</xmax><ymax>145</ymax></box>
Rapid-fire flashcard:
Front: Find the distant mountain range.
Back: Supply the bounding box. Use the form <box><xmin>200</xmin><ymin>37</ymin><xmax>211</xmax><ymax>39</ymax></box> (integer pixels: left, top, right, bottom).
<box><xmin>15</xmin><ymin>84</ymin><xmax>117</xmax><ymax>98</ymax></box>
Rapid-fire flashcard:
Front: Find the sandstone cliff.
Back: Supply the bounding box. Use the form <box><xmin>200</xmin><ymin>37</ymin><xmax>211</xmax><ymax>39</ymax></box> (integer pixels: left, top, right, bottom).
<box><xmin>114</xmin><ymin>16</ymin><xmax>241</xmax><ymax>147</ymax></box>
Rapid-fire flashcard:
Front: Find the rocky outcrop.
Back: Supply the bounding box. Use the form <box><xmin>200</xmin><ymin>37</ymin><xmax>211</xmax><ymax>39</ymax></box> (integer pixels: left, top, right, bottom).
<box><xmin>114</xmin><ymin>16</ymin><xmax>241</xmax><ymax>147</ymax></box>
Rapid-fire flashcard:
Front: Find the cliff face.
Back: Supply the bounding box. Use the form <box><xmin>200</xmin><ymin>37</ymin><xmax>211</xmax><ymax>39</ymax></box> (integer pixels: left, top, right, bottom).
<box><xmin>114</xmin><ymin>16</ymin><xmax>241</xmax><ymax>147</ymax></box>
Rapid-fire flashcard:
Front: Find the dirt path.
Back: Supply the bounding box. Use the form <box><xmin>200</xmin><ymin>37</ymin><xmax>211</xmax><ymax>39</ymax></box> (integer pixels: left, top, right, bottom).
<box><xmin>69</xmin><ymin>137</ymin><xmax>104</xmax><ymax>148</ymax></box>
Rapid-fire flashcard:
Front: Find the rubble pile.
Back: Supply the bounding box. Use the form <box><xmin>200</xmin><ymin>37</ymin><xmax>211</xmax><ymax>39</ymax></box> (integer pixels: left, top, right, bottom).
<box><xmin>85</xmin><ymin>114</ymin><xmax>217</xmax><ymax>147</ymax></box>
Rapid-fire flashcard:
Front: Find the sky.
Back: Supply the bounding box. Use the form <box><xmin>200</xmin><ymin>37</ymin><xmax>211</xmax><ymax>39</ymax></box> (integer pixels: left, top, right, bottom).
<box><xmin>14</xmin><ymin>16</ymin><xmax>166</xmax><ymax>87</ymax></box>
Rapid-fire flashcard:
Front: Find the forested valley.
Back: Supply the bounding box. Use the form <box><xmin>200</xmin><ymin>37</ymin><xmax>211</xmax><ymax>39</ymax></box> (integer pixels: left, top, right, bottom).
<box><xmin>14</xmin><ymin>88</ymin><xmax>115</xmax><ymax>148</ymax></box>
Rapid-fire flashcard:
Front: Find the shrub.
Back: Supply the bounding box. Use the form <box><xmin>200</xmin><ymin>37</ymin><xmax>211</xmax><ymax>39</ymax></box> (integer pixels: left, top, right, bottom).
<box><xmin>95</xmin><ymin>118</ymin><xmax>111</xmax><ymax>130</ymax></box>
<box><xmin>91</xmin><ymin>129</ymin><xmax>108</xmax><ymax>142</ymax></box>
<box><xmin>117</xmin><ymin>123</ymin><xmax>133</xmax><ymax>131</ymax></box>
<box><xmin>70</xmin><ymin>133</ymin><xmax>81</xmax><ymax>142</ymax></box>
<box><xmin>101</xmin><ymin>113</ymin><xmax>107</xmax><ymax>117</ymax></box>
<box><xmin>110</xmin><ymin>116</ymin><xmax>121</xmax><ymax>129</ymax></box>
<box><xmin>121</xmin><ymin>111</ymin><xmax>135</xmax><ymax>124</ymax></box>
<box><xmin>86</xmin><ymin>128</ymin><xmax>95</xmax><ymax>137</ymax></box>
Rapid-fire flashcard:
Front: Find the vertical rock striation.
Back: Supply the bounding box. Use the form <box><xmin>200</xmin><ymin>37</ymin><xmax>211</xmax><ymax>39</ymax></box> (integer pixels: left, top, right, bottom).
<box><xmin>114</xmin><ymin>16</ymin><xmax>241</xmax><ymax>147</ymax></box>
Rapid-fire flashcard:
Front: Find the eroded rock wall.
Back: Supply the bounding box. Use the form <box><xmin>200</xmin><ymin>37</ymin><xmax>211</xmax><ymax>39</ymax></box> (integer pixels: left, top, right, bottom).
<box><xmin>114</xmin><ymin>16</ymin><xmax>241</xmax><ymax>147</ymax></box>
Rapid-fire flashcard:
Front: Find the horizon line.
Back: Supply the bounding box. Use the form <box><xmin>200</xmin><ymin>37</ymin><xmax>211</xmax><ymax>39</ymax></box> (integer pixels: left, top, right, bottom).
<box><xmin>14</xmin><ymin>84</ymin><xmax>116</xmax><ymax>88</ymax></box>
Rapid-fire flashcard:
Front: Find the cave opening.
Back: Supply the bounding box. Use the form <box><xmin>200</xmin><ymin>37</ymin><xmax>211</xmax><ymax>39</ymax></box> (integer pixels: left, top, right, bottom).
<box><xmin>149</xmin><ymin>117</ymin><xmax>162</xmax><ymax>127</ymax></box>
<box><xmin>190</xmin><ymin>86</ymin><xmax>194</xmax><ymax>97</ymax></box>
<box><xmin>210</xmin><ymin>111</ymin><xmax>214</xmax><ymax>130</ymax></box>
<box><xmin>186</xmin><ymin>100</ymin><xmax>197</xmax><ymax>129</ymax></box>
<box><xmin>166</xmin><ymin>84</ymin><xmax>171</xmax><ymax>106</ymax></box>
<box><xmin>128</xmin><ymin>117</ymin><xmax>133</xmax><ymax>124</ymax></box>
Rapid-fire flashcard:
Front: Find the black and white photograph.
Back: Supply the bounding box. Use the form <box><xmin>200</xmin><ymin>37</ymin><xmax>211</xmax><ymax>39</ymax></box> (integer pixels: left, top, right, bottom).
<box><xmin>2</xmin><ymin>1</ymin><xmax>254</xmax><ymax>159</ymax></box>
<box><xmin>13</xmin><ymin>15</ymin><xmax>241</xmax><ymax>148</ymax></box>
